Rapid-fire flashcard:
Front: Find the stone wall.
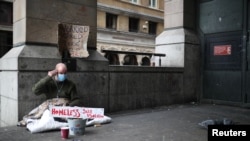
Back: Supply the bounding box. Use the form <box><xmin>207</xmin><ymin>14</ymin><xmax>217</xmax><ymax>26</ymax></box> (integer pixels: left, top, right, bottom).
<box><xmin>17</xmin><ymin>66</ymin><xmax>189</xmax><ymax>114</ymax></box>
<box><xmin>108</xmin><ymin>66</ymin><xmax>186</xmax><ymax>112</ymax></box>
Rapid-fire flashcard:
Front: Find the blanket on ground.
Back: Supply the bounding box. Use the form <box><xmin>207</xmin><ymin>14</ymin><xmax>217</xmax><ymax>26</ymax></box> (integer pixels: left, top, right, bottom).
<box><xmin>17</xmin><ymin>98</ymin><xmax>112</xmax><ymax>133</ymax></box>
<box><xmin>17</xmin><ymin>98</ymin><xmax>69</xmax><ymax>126</ymax></box>
<box><xmin>27</xmin><ymin>109</ymin><xmax>112</xmax><ymax>133</ymax></box>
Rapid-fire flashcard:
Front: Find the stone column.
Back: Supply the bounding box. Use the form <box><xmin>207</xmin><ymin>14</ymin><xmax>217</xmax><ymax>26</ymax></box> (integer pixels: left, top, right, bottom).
<box><xmin>156</xmin><ymin>0</ymin><xmax>199</xmax><ymax>67</ymax></box>
<box><xmin>156</xmin><ymin>0</ymin><xmax>200</xmax><ymax>101</ymax></box>
<box><xmin>0</xmin><ymin>0</ymin><xmax>107</xmax><ymax>127</ymax></box>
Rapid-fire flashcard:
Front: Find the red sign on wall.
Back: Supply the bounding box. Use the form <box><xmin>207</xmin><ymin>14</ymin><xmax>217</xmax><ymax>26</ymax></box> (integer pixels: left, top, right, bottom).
<box><xmin>214</xmin><ymin>45</ymin><xmax>231</xmax><ymax>56</ymax></box>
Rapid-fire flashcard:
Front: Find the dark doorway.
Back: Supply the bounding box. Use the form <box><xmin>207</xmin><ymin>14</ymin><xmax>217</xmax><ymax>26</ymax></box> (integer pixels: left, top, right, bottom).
<box><xmin>104</xmin><ymin>53</ymin><xmax>120</xmax><ymax>65</ymax></box>
<box><xmin>203</xmin><ymin>31</ymin><xmax>242</xmax><ymax>102</ymax></box>
<box><xmin>123</xmin><ymin>55</ymin><xmax>138</xmax><ymax>65</ymax></box>
<box><xmin>199</xmin><ymin>0</ymin><xmax>250</xmax><ymax>104</ymax></box>
<box><xmin>141</xmin><ymin>57</ymin><xmax>150</xmax><ymax>66</ymax></box>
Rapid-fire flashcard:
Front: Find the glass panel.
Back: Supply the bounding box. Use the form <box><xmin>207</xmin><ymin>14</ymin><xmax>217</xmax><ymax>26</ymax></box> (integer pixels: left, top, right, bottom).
<box><xmin>149</xmin><ymin>0</ymin><xmax>157</xmax><ymax>8</ymax></box>
<box><xmin>0</xmin><ymin>1</ymin><xmax>13</xmax><ymax>25</ymax></box>
<box><xmin>106</xmin><ymin>13</ymin><xmax>117</xmax><ymax>30</ymax></box>
<box><xmin>129</xmin><ymin>17</ymin><xmax>139</xmax><ymax>32</ymax></box>
<box><xmin>0</xmin><ymin>31</ymin><xmax>12</xmax><ymax>58</ymax></box>
<box><xmin>199</xmin><ymin>0</ymin><xmax>242</xmax><ymax>34</ymax></box>
<box><xmin>149</xmin><ymin>21</ymin><xmax>157</xmax><ymax>35</ymax></box>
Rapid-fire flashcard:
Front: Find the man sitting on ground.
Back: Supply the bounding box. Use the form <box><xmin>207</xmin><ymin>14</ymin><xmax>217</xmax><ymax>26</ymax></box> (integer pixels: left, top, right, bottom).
<box><xmin>17</xmin><ymin>63</ymin><xmax>82</xmax><ymax>126</ymax></box>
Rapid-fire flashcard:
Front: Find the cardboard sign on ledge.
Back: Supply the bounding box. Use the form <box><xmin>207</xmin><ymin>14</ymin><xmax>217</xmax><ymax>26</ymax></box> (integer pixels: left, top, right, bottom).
<box><xmin>58</xmin><ymin>23</ymin><xmax>89</xmax><ymax>58</ymax></box>
<box><xmin>49</xmin><ymin>106</ymin><xmax>104</xmax><ymax>119</ymax></box>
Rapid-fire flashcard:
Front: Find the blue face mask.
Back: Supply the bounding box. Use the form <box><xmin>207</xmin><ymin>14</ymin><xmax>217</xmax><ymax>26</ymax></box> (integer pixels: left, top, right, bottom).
<box><xmin>57</xmin><ymin>74</ymin><xmax>67</xmax><ymax>82</ymax></box>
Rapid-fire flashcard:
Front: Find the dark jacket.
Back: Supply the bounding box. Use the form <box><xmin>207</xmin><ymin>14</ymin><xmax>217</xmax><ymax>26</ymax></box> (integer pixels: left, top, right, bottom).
<box><xmin>32</xmin><ymin>76</ymin><xmax>82</xmax><ymax>106</ymax></box>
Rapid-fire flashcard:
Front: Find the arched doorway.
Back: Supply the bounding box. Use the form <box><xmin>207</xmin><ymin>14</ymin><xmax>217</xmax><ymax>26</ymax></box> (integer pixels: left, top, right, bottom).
<box><xmin>141</xmin><ymin>56</ymin><xmax>150</xmax><ymax>66</ymax></box>
<box><xmin>123</xmin><ymin>55</ymin><xmax>138</xmax><ymax>65</ymax></box>
<box><xmin>104</xmin><ymin>53</ymin><xmax>120</xmax><ymax>65</ymax></box>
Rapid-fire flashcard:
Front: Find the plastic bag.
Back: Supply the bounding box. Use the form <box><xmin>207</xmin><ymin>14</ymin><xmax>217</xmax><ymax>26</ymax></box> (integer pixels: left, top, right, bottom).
<box><xmin>198</xmin><ymin>118</ymin><xmax>234</xmax><ymax>129</ymax></box>
<box><xmin>86</xmin><ymin>115</ymin><xmax>112</xmax><ymax>126</ymax></box>
<box><xmin>26</xmin><ymin>109</ymin><xmax>68</xmax><ymax>133</ymax></box>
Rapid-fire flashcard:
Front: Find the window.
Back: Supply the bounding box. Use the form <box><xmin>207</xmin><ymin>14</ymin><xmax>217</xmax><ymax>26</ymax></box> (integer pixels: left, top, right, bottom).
<box><xmin>0</xmin><ymin>31</ymin><xmax>12</xmax><ymax>58</ymax></box>
<box><xmin>149</xmin><ymin>0</ymin><xmax>157</xmax><ymax>8</ymax></box>
<box><xmin>129</xmin><ymin>17</ymin><xmax>139</xmax><ymax>32</ymax></box>
<box><xmin>130</xmin><ymin>0</ymin><xmax>138</xmax><ymax>4</ymax></box>
<box><xmin>148</xmin><ymin>21</ymin><xmax>157</xmax><ymax>35</ymax></box>
<box><xmin>104</xmin><ymin>53</ymin><xmax>120</xmax><ymax>65</ymax></box>
<box><xmin>123</xmin><ymin>55</ymin><xmax>138</xmax><ymax>65</ymax></box>
<box><xmin>0</xmin><ymin>1</ymin><xmax>13</xmax><ymax>25</ymax></box>
<box><xmin>106</xmin><ymin>13</ymin><xmax>117</xmax><ymax>30</ymax></box>
<box><xmin>141</xmin><ymin>57</ymin><xmax>150</xmax><ymax>66</ymax></box>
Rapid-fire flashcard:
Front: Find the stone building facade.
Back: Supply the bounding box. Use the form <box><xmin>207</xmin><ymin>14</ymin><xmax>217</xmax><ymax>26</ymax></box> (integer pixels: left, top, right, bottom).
<box><xmin>0</xmin><ymin>0</ymin><xmax>200</xmax><ymax>128</ymax></box>
<box><xmin>97</xmin><ymin>0</ymin><xmax>164</xmax><ymax>66</ymax></box>
<box><xmin>0</xmin><ymin>0</ymin><xmax>170</xmax><ymax>127</ymax></box>
<box><xmin>1</xmin><ymin>0</ymin><xmax>249</xmax><ymax>128</ymax></box>
<box><xmin>0</xmin><ymin>0</ymin><xmax>206</xmax><ymax>128</ymax></box>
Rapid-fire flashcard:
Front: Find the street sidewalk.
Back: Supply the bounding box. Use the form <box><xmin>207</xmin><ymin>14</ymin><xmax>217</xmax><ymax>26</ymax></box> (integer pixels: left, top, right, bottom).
<box><xmin>0</xmin><ymin>103</ymin><xmax>250</xmax><ymax>141</ymax></box>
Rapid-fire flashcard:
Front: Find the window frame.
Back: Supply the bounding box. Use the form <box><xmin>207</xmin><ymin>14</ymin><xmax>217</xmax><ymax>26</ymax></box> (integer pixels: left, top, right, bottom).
<box><xmin>149</xmin><ymin>0</ymin><xmax>158</xmax><ymax>8</ymax></box>
<box><xmin>148</xmin><ymin>21</ymin><xmax>157</xmax><ymax>35</ymax></box>
<box><xmin>106</xmin><ymin>13</ymin><xmax>117</xmax><ymax>30</ymax></box>
<box><xmin>129</xmin><ymin>17</ymin><xmax>139</xmax><ymax>33</ymax></box>
<box><xmin>0</xmin><ymin>31</ymin><xmax>12</xmax><ymax>58</ymax></box>
<box><xmin>0</xmin><ymin>1</ymin><xmax>13</xmax><ymax>26</ymax></box>
<box><xmin>130</xmin><ymin>0</ymin><xmax>138</xmax><ymax>4</ymax></box>
<box><xmin>123</xmin><ymin>54</ymin><xmax>138</xmax><ymax>65</ymax></box>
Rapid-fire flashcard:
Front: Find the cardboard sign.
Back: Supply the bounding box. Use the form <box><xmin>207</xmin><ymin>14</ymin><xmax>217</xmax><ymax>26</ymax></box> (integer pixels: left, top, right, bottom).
<box><xmin>49</xmin><ymin>106</ymin><xmax>104</xmax><ymax>119</ymax></box>
<box><xmin>58</xmin><ymin>23</ymin><xmax>89</xmax><ymax>58</ymax></box>
<box><xmin>214</xmin><ymin>45</ymin><xmax>231</xmax><ymax>56</ymax></box>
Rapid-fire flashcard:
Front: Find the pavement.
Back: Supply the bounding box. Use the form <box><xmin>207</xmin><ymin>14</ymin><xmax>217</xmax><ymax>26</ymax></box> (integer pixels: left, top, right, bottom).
<box><xmin>0</xmin><ymin>103</ymin><xmax>250</xmax><ymax>141</ymax></box>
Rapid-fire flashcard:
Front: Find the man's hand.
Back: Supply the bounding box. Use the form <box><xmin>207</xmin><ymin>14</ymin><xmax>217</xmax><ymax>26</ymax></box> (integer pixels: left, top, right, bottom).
<box><xmin>48</xmin><ymin>69</ymin><xmax>58</xmax><ymax>77</ymax></box>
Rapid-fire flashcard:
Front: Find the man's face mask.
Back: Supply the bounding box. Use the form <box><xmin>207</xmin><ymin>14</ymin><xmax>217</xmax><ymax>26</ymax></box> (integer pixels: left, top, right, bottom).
<box><xmin>57</xmin><ymin>74</ymin><xmax>67</xmax><ymax>82</ymax></box>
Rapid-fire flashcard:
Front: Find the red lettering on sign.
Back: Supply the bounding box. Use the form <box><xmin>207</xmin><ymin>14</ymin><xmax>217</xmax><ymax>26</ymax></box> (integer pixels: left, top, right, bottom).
<box><xmin>51</xmin><ymin>108</ymin><xmax>81</xmax><ymax>118</ymax></box>
<box><xmin>83</xmin><ymin>109</ymin><xmax>92</xmax><ymax>114</ymax></box>
<box><xmin>50</xmin><ymin>106</ymin><xmax>104</xmax><ymax>119</ymax></box>
<box><xmin>87</xmin><ymin>113</ymin><xmax>104</xmax><ymax>119</ymax></box>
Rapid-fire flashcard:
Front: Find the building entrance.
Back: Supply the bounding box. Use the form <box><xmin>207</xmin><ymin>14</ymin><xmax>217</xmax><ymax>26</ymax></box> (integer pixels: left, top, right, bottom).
<box><xmin>203</xmin><ymin>31</ymin><xmax>243</xmax><ymax>103</ymax></box>
<box><xmin>200</xmin><ymin>0</ymin><xmax>250</xmax><ymax>105</ymax></box>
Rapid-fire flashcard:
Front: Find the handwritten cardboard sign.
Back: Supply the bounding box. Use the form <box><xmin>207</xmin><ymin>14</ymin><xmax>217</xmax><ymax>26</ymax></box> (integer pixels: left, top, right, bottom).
<box><xmin>49</xmin><ymin>106</ymin><xmax>104</xmax><ymax>119</ymax></box>
<box><xmin>58</xmin><ymin>23</ymin><xmax>89</xmax><ymax>58</ymax></box>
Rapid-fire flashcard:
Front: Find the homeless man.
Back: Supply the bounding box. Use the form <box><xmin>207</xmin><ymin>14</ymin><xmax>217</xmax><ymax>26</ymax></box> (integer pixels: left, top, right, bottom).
<box><xmin>17</xmin><ymin>63</ymin><xmax>82</xmax><ymax>126</ymax></box>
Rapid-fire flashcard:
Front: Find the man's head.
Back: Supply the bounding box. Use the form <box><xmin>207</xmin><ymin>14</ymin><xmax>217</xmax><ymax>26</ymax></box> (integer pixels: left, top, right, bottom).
<box><xmin>55</xmin><ymin>63</ymin><xmax>67</xmax><ymax>82</ymax></box>
<box><xmin>56</xmin><ymin>63</ymin><xmax>67</xmax><ymax>74</ymax></box>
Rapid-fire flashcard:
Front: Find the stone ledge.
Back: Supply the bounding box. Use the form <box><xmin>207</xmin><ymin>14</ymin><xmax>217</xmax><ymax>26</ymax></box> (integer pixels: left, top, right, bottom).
<box><xmin>109</xmin><ymin>66</ymin><xmax>184</xmax><ymax>72</ymax></box>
